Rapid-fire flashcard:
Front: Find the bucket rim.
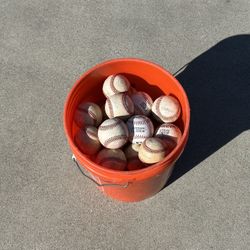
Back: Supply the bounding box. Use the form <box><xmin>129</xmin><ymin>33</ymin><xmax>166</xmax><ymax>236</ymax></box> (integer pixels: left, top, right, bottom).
<box><xmin>64</xmin><ymin>58</ymin><xmax>190</xmax><ymax>181</ymax></box>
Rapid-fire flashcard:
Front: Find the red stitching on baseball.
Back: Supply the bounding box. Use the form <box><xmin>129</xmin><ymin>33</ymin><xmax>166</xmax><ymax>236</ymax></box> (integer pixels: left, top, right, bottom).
<box><xmin>106</xmin><ymin>98</ymin><xmax>114</xmax><ymax>118</ymax></box>
<box><xmin>142</xmin><ymin>139</ymin><xmax>166</xmax><ymax>154</ymax></box>
<box><xmin>104</xmin><ymin>135</ymin><xmax>128</xmax><ymax>147</ymax></box>
<box><xmin>86</xmin><ymin>129</ymin><xmax>98</xmax><ymax>140</ymax></box>
<box><xmin>110</xmin><ymin>75</ymin><xmax>119</xmax><ymax>95</ymax></box>
<box><xmin>122</xmin><ymin>93</ymin><xmax>132</xmax><ymax>114</ymax></box>
<box><xmin>99</xmin><ymin>119</ymin><xmax>122</xmax><ymax>131</ymax></box>
<box><xmin>88</xmin><ymin>110</ymin><xmax>98</xmax><ymax>126</ymax></box>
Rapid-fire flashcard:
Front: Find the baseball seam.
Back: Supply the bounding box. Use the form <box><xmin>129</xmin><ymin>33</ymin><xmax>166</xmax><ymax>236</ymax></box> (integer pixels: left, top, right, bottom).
<box><xmin>106</xmin><ymin>98</ymin><xmax>114</xmax><ymax>118</ymax></box>
<box><xmin>98</xmin><ymin>119</ymin><xmax>122</xmax><ymax>131</ymax></box>
<box><xmin>104</xmin><ymin>135</ymin><xmax>128</xmax><ymax>147</ymax></box>
<box><xmin>122</xmin><ymin>93</ymin><xmax>132</xmax><ymax>114</ymax></box>
<box><xmin>142</xmin><ymin>140</ymin><xmax>166</xmax><ymax>154</ymax></box>
<box><xmin>86</xmin><ymin>129</ymin><xmax>99</xmax><ymax>141</ymax></box>
<box><xmin>110</xmin><ymin>75</ymin><xmax>119</xmax><ymax>95</ymax></box>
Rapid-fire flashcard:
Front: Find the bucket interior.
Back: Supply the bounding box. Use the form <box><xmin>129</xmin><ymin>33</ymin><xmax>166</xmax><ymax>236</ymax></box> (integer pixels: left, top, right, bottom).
<box><xmin>64</xmin><ymin>59</ymin><xmax>190</xmax><ymax>179</ymax></box>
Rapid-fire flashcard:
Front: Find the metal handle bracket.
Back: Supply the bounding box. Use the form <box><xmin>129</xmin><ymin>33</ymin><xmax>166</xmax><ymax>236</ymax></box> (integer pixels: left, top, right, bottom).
<box><xmin>72</xmin><ymin>155</ymin><xmax>129</xmax><ymax>188</ymax></box>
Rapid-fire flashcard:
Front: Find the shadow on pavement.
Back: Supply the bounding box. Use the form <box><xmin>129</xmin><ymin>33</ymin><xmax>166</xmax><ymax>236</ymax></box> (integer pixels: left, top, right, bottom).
<box><xmin>166</xmin><ymin>34</ymin><xmax>250</xmax><ymax>186</ymax></box>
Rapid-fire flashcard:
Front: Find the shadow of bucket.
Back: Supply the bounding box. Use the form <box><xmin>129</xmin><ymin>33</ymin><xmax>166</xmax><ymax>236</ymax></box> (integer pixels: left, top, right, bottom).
<box><xmin>63</xmin><ymin>58</ymin><xmax>190</xmax><ymax>202</ymax></box>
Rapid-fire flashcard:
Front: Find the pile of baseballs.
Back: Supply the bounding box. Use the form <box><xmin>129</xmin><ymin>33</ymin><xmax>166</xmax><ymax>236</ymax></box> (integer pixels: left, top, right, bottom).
<box><xmin>74</xmin><ymin>74</ymin><xmax>182</xmax><ymax>171</ymax></box>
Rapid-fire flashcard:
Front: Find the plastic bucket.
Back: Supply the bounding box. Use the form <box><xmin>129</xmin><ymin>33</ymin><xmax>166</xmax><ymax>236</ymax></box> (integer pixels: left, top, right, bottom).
<box><xmin>64</xmin><ymin>58</ymin><xmax>190</xmax><ymax>202</ymax></box>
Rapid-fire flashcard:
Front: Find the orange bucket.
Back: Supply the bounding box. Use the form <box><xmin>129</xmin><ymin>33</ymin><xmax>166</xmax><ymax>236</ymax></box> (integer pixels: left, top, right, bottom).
<box><xmin>64</xmin><ymin>58</ymin><xmax>190</xmax><ymax>202</ymax></box>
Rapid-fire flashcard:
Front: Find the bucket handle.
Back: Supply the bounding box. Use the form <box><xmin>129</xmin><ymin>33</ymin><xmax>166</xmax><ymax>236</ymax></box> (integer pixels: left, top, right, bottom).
<box><xmin>72</xmin><ymin>155</ymin><xmax>129</xmax><ymax>188</ymax></box>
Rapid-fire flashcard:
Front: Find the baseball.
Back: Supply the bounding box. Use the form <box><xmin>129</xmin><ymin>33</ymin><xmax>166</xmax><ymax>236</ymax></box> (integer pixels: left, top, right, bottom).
<box><xmin>155</xmin><ymin>123</ymin><xmax>182</xmax><ymax>150</ymax></box>
<box><xmin>96</xmin><ymin>149</ymin><xmax>127</xmax><ymax>171</ymax></box>
<box><xmin>98</xmin><ymin>118</ymin><xmax>128</xmax><ymax>149</ymax></box>
<box><xmin>103</xmin><ymin>74</ymin><xmax>130</xmax><ymax>98</ymax></box>
<box><xmin>105</xmin><ymin>93</ymin><xmax>134</xmax><ymax>119</ymax></box>
<box><xmin>74</xmin><ymin>126</ymin><xmax>101</xmax><ymax>155</ymax></box>
<box><xmin>138</xmin><ymin>137</ymin><xmax>167</xmax><ymax>164</ymax></box>
<box><xmin>151</xmin><ymin>95</ymin><xmax>181</xmax><ymax>123</ymax></box>
<box><xmin>127</xmin><ymin>86</ymin><xmax>137</xmax><ymax>96</ymax></box>
<box><xmin>74</xmin><ymin>102</ymin><xmax>103</xmax><ymax>128</ymax></box>
<box><xmin>124</xmin><ymin>144</ymin><xmax>145</xmax><ymax>171</ymax></box>
<box><xmin>130</xmin><ymin>91</ymin><xmax>153</xmax><ymax>116</ymax></box>
<box><xmin>126</xmin><ymin>115</ymin><xmax>154</xmax><ymax>144</ymax></box>
<box><xmin>101</xmin><ymin>103</ymin><xmax>108</xmax><ymax>119</ymax></box>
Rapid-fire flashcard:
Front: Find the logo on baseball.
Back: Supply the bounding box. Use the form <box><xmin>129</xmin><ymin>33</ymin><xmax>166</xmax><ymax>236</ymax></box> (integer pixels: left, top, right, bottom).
<box><xmin>126</xmin><ymin>115</ymin><xmax>154</xmax><ymax>144</ymax></box>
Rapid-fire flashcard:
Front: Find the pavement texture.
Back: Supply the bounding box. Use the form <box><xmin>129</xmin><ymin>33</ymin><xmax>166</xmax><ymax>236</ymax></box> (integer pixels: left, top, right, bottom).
<box><xmin>1</xmin><ymin>0</ymin><xmax>250</xmax><ymax>249</ymax></box>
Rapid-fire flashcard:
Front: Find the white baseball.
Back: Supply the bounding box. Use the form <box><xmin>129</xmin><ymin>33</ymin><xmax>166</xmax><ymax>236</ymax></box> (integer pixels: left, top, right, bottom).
<box><xmin>98</xmin><ymin>118</ymin><xmax>128</xmax><ymax>149</ymax></box>
<box><xmin>152</xmin><ymin>95</ymin><xmax>181</xmax><ymax>123</ymax></box>
<box><xmin>105</xmin><ymin>93</ymin><xmax>134</xmax><ymax>119</ymax></box>
<box><xmin>103</xmin><ymin>74</ymin><xmax>130</xmax><ymax>98</ymax></box>
<box><xmin>138</xmin><ymin>137</ymin><xmax>167</xmax><ymax>164</ymax></box>
<box><xmin>126</xmin><ymin>115</ymin><xmax>154</xmax><ymax>144</ymax></box>
<box><xmin>155</xmin><ymin>123</ymin><xmax>182</xmax><ymax>150</ymax></box>
<box><xmin>130</xmin><ymin>91</ymin><xmax>153</xmax><ymax>116</ymax></box>
<box><xmin>96</xmin><ymin>149</ymin><xmax>127</xmax><ymax>171</ymax></box>
<box><xmin>74</xmin><ymin>126</ymin><xmax>101</xmax><ymax>155</ymax></box>
<box><xmin>74</xmin><ymin>102</ymin><xmax>103</xmax><ymax>128</ymax></box>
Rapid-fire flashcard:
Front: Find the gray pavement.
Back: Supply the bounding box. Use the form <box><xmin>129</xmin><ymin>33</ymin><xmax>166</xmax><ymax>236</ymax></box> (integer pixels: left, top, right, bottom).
<box><xmin>1</xmin><ymin>1</ymin><xmax>250</xmax><ymax>249</ymax></box>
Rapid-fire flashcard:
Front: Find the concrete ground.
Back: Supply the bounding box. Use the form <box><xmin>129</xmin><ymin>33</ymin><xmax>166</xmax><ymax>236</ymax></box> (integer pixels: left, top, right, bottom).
<box><xmin>1</xmin><ymin>0</ymin><xmax>250</xmax><ymax>249</ymax></box>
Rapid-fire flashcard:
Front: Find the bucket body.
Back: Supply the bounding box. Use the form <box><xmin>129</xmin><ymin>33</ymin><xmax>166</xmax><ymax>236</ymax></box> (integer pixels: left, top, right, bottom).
<box><xmin>64</xmin><ymin>58</ymin><xmax>190</xmax><ymax>202</ymax></box>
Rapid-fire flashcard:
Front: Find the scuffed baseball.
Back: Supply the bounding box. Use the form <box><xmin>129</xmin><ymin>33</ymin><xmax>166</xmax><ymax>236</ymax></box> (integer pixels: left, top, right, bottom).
<box><xmin>152</xmin><ymin>95</ymin><xmax>181</xmax><ymax>123</ymax></box>
<box><xmin>155</xmin><ymin>123</ymin><xmax>182</xmax><ymax>150</ymax></box>
<box><xmin>126</xmin><ymin>115</ymin><xmax>154</xmax><ymax>144</ymax></box>
<box><xmin>130</xmin><ymin>91</ymin><xmax>153</xmax><ymax>116</ymax></box>
<box><xmin>103</xmin><ymin>74</ymin><xmax>130</xmax><ymax>98</ymax></box>
<box><xmin>96</xmin><ymin>149</ymin><xmax>127</xmax><ymax>171</ymax></box>
<box><xmin>74</xmin><ymin>102</ymin><xmax>103</xmax><ymax>128</ymax></box>
<box><xmin>98</xmin><ymin>118</ymin><xmax>128</xmax><ymax>149</ymax></box>
<box><xmin>127</xmin><ymin>86</ymin><xmax>137</xmax><ymax>96</ymax></box>
<box><xmin>124</xmin><ymin>144</ymin><xmax>145</xmax><ymax>171</ymax></box>
<box><xmin>105</xmin><ymin>93</ymin><xmax>134</xmax><ymax>119</ymax></box>
<box><xmin>74</xmin><ymin>126</ymin><xmax>101</xmax><ymax>155</ymax></box>
<box><xmin>138</xmin><ymin>137</ymin><xmax>167</xmax><ymax>164</ymax></box>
